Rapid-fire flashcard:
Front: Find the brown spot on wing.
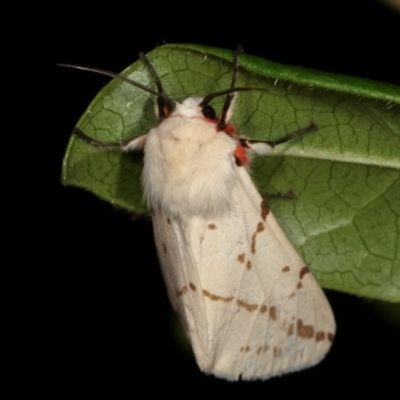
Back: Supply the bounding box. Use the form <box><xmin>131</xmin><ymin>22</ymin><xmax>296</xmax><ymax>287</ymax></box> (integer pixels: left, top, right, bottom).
<box><xmin>246</xmin><ymin>261</ymin><xmax>252</xmax><ymax>270</ymax></box>
<box><xmin>237</xmin><ymin>299</ymin><xmax>258</xmax><ymax>312</ymax></box>
<box><xmin>167</xmin><ymin>218</ymin><xmax>172</xmax><ymax>225</ymax></box>
<box><xmin>282</xmin><ymin>266</ymin><xmax>290</xmax><ymax>272</ymax></box>
<box><xmin>176</xmin><ymin>286</ymin><xmax>188</xmax><ymax>297</ymax></box>
<box><xmin>297</xmin><ymin>319</ymin><xmax>314</xmax><ymax>339</ymax></box>
<box><xmin>260</xmin><ymin>305</ymin><xmax>268</xmax><ymax>313</ymax></box>
<box><xmin>269</xmin><ymin>306</ymin><xmax>277</xmax><ymax>321</ymax></box>
<box><xmin>297</xmin><ymin>281</ymin><xmax>303</xmax><ymax>290</ymax></box>
<box><xmin>287</xmin><ymin>323</ymin><xmax>294</xmax><ymax>336</ymax></box>
<box><xmin>261</xmin><ymin>201</ymin><xmax>269</xmax><ymax>221</ymax></box>
<box><xmin>251</xmin><ymin>222</ymin><xmax>265</xmax><ymax>254</ymax></box>
<box><xmin>273</xmin><ymin>347</ymin><xmax>282</xmax><ymax>357</ymax></box>
<box><xmin>189</xmin><ymin>283</ymin><xmax>196</xmax><ymax>292</ymax></box>
<box><xmin>240</xmin><ymin>346</ymin><xmax>251</xmax><ymax>353</ymax></box>
<box><xmin>256</xmin><ymin>345</ymin><xmax>269</xmax><ymax>355</ymax></box>
<box><xmin>208</xmin><ymin>223</ymin><xmax>216</xmax><ymax>230</ymax></box>
<box><xmin>315</xmin><ymin>331</ymin><xmax>326</xmax><ymax>342</ymax></box>
<box><xmin>237</xmin><ymin>253</ymin><xmax>245</xmax><ymax>263</ymax></box>
<box><xmin>299</xmin><ymin>266</ymin><xmax>310</xmax><ymax>279</ymax></box>
<box><xmin>328</xmin><ymin>332</ymin><xmax>334</xmax><ymax>342</ymax></box>
<box><xmin>203</xmin><ymin>290</ymin><xmax>234</xmax><ymax>303</ymax></box>
<box><xmin>251</xmin><ymin>233</ymin><xmax>256</xmax><ymax>254</ymax></box>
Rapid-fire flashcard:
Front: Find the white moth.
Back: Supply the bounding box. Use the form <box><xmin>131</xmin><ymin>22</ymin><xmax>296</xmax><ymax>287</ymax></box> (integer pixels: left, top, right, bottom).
<box><xmin>61</xmin><ymin>48</ymin><xmax>335</xmax><ymax>381</ymax></box>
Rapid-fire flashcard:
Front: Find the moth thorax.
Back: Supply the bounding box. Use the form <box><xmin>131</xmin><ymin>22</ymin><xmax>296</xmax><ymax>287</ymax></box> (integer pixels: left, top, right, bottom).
<box><xmin>142</xmin><ymin>116</ymin><xmax>239</xmax><ymax>218</ymax></box>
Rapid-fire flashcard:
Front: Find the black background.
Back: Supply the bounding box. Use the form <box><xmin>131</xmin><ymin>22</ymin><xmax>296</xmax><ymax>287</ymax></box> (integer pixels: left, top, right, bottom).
<box><xmin>53</xmin><ymin>0</ymin><xmax>399</xmax><ymax>393</ymax></box>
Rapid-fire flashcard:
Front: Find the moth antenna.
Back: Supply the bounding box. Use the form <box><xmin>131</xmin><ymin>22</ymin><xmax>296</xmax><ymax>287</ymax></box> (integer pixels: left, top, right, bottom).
<box><xmin>231</xmin><ymin>45</ymin><xmax>243</xmax><ymax>87</ymax></box>
<box><xmin>138</xmin><ymin>52</ymin><xmax>164</xmax><ymax>94</ymax></box>
<box><xmin>139</xmin><ymin>52</ymin><xmax>170</xmax><ymax>120</ymax></box>
<box><xmin>199</xmin><ymin>87</ymin><xmax>265</xmax><ymax>108</ymax></box>
<box><xmin>218</xmin><ymin>45</ymin><xmax>243</xmax><ymax>130</ymax></box>
<box><xmin>57</xmin><ymin>63</ymin><xmax>175</xmax><ymax>107</ymax></box>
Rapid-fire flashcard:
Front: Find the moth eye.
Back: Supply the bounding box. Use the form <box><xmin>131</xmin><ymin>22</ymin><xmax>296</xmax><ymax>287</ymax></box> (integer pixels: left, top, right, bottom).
<box><xmin>202</xmin><ymin>105</ymin><xmax>216</xmax><ymax>120</ymax></box>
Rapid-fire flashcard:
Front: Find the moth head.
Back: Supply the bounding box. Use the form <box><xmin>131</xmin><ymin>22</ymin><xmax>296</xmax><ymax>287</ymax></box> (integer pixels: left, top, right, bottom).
<box><xmin>170</xmin><ymin>85</ymin><xmax>255</xmax><ymax>128</ymax></box>
<box><xmin>172</xmin><ymin>98</ymin><xmax>216</xmax><ymax>120</ymax></box>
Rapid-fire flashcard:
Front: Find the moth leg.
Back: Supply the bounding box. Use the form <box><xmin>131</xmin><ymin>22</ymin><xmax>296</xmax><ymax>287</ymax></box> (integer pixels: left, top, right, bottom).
<box><xmin>73</xmin><ymin>127</ymin><xmax>146</xmax><ymax>150</ymax></box>
<box><xmin>269</xmin><ymin>122</ymin><xmax>318</xmax><ymax>147</ymax></box>
<box><xmin>243</xmin><ymin>122</ymin><xmax>318</xmax><ymax>153</ymax></box>
<box><xmin>72</xmin><ymin>127</ymin><xmax>121</xmax><ymax>148</ymax></box>
<box><xmin>242</xmin><ymin>123</ymin><xmax>318</xmax><ymax>197</ymax></box>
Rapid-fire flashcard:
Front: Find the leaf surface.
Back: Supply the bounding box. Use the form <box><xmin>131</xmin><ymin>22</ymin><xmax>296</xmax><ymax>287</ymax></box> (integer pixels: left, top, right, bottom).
<box><xmin>62</xmin><ymin>44</ymin><xmax>400</xmax><ymax>302</ymax></box>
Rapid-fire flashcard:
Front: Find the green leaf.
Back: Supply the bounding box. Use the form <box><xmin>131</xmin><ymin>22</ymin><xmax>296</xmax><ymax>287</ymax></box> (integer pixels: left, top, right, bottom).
<box><xmin>62</xmin><ymin>44</ymin><xmax>400</xmax><ymax>302</ymax></box>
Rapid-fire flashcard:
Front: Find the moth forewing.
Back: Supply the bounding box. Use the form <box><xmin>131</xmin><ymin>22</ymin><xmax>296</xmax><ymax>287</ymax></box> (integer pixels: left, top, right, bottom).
<box><xmin>152</xmin><ymin>161</ymin><xmax>335</xmax><ymax>380</ymax></box>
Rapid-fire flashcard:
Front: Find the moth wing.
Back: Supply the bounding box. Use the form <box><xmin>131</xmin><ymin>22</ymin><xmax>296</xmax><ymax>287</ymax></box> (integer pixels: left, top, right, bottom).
<box><xmin>151</xmin><ymin>209</ymin><xmax>212</xmax><ymax>364</ymax></box>
<box><xmin>152</xmin><ymin>167</ymin><xmax>335</xmax><ymax>381</ymax></box>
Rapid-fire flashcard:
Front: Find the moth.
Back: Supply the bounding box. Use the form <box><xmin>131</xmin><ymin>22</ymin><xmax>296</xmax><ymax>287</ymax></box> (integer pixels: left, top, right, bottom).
<box><xmin>60</xmin><ymin>47</ymin><xmax>335</xmax><ymax>380</ymax></box>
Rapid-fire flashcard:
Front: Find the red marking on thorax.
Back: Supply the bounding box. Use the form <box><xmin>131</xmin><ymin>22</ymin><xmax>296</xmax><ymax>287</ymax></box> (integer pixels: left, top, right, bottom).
<box><xmin>234</xmin><ymin>144</ymin><xmax>249</xmax><ymax>166</ymax></box>
<box><xmin>218</xmin><ymin>122</ymin><xmax>249</xmax><ymax>165</ymax></box>
<box><xmin>219</xmin><ymin>122</ymin><xmax>236</xmax><ymax>134</ymax></box>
